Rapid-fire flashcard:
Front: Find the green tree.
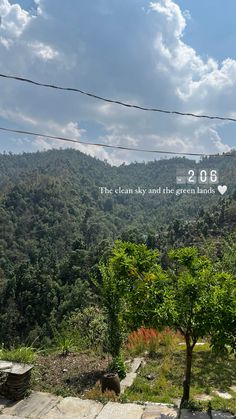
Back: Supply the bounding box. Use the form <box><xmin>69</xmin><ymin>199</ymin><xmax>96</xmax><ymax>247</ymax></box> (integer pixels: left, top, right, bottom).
<box><xmin>99</xmin><ymin>241</ymin><xmax>161</xmax><ymax>356</ymax></box>
<box><xmin>160</xmin><ymin>247</ymin><xmax>235</xmax><ymax>405</ymax></box>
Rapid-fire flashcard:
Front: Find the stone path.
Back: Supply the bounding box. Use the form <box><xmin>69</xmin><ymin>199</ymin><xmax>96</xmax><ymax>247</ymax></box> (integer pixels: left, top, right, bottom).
<box><xmin>0</xmin><ymin>392</ymin><xmax>235</xmax><ymax>419</ymax></box>
<box><xmin>120</xmin><ymin>357</ymin><xmax>144</xmax><ymax>394</ymax></box>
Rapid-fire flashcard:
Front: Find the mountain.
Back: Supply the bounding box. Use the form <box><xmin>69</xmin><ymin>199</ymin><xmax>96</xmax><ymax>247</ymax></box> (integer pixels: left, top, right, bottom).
<box><xmin>0</xmin><ymin>148</ymin><xmax>235</xmax><ymax>346</ymax></box>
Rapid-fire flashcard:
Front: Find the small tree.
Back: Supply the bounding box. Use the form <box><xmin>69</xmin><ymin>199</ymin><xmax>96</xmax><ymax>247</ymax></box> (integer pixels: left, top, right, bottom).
<box><xmin>159</xmin><ymin>247</ymin><xmax>235</xmax><ymax>406</ymax></box>
<box><xmin>209</xmin><ymin>272</ymin><xmax>236</xmax><ymax>356</ymax></box>
<box><xmin>99</xmin><ymin>263</ymin><xmax>123</xmax><ymax>357</ymax></box>
<box><xmin>99</xmin><ymin>241</ymin><xmax>161</xmax><ymax>357</ymax></box>
<box><xmin>100</xmin><ymin>242</ymin><xmax>235</xmax><ymax>404</ymax></box>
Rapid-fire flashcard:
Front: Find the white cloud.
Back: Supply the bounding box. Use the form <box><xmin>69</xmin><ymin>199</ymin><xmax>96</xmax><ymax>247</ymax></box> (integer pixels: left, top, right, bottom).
<box><xmin>0</xmin><ymin>0</ymin><xmax>31</xmax><ymax>38</ymax></box>
<box><xmin>0</xmin><ymin>0</ymin><xmax>235</xmax><ymax>164</ymax></box>
<box><xmin>150</xmin><ymin>0</ymin><xmax>186</xmax><ymax>38</ymax></box>
<box><xmin>29</xmin><ymin>41</ymin><xmax>59</xmax><ymax>60</ymax></box>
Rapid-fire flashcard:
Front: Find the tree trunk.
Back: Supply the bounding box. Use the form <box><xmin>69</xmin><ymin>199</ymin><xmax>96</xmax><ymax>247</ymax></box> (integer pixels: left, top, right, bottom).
<box><xmin>181</xmin><ymin>335</ymin><xmax>193</xmax><ymax>406</ymax></box>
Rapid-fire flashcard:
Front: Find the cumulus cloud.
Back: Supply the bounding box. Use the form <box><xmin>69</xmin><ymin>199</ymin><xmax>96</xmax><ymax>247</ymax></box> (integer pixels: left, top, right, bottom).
<box><xmin>0</xmin><ymin>0</ymin><xmax>235</xmax><ymax>164</ymax></box>
<box><xmin>28</xmin><ymin>41</ymin><xmax>59</xmax><ymax>60</ymax></box>
<box><xmin>0</xmin><ymin>0</ymin><xmax>31</xmax><ymax>37</ymax></box>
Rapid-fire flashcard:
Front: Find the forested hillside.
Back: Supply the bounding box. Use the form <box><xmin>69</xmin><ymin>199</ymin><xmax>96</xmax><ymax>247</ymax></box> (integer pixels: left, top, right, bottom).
<box><xmin>0</xmin><ymin>149</ymin><xmax>235</xmax><ymax>346</ymax></box>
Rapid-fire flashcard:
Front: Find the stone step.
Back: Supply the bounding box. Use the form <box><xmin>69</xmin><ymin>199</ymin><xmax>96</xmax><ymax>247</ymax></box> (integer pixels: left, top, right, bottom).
<box><xmin>0</xmin><ymin>415</ymin><xmax>27</xmax><ymax>419</ymax></box>
<box><xmin>0</xmin><ymin>393</ymin><xmax>235</xmax><ymax>419</ymax></box>
<box><xmin>120</xmin><ymin>357</ymin><xmax>144</xmax><ymax>394</ymax></box>
<box><xmin>96</xmin><ymin>401</ymin><xmax>144</xmax><ymax>419</ymax></box>
<box><xmin>180</xmin><ymin>409</ymin><xmax>211</xmax><ymax>419</ymax></box>
<box><xmin>142</xmin><ymin>404</ymin><xmax>178</xmax><ymax>418</ymax></box>
<box><xmin>130</xmin><ymin>358</ymin><xmax>144</xmax><ymax>374</ymax></box>
<box><xmin>211</xmin><ymin>411</ymin><xmax>235</xmax><ymax>419</ymax></box>
<box><xmin>120</xmin><ymin>372</ymin><xmax>137</xmax><ymax>393</ymax></box>
<box><xmin>2</xmin><ymin>391</ymin><xmax>61</xmax><ymax>418</ymax></box>
<box><xmin>44</xmin><ymin>397</ymin><xmax>103</xmax><ymax>419</ymax></box>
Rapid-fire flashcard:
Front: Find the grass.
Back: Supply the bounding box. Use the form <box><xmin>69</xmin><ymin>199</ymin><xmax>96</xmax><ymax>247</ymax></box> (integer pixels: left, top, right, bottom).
<box><xmin>124</xmin><ymin>343</ymin><xmax>236</xmax><ymax>414</ymax></box>
<box><xmin>0</xmin><ymin>346</ymin><xmax>37</xmax><ymax>364</ymax></box>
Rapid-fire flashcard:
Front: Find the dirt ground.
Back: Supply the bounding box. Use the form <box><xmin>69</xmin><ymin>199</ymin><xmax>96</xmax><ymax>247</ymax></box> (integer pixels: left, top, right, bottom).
<box><xmin>31</xmin><ymin>352</ymin><xmax>110</xmax><ymax>397</ymax></box>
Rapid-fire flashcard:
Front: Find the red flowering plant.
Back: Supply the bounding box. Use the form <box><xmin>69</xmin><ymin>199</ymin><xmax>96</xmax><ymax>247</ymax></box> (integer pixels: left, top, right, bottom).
<box><xmin>126</xmin><ymin>327</ymin><xmax>181</xmax><ymax>356</ymax></box>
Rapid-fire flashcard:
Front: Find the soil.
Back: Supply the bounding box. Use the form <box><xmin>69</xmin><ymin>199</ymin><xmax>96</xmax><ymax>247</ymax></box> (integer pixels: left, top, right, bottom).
<box><xmin>31</xmin><ymin>352</ymin><xmax>110</xmax><ymax>397</ymax></box>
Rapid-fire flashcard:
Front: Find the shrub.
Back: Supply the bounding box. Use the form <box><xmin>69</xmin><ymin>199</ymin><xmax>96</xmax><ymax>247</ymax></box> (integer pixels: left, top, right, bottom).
<box><xmin>109</xmin><ymin>354</ymin><xmax>126</xmax><ymax>379</ymax></box>
<box><xmin>126</xmin><ymin>327</ymin><xmax>159</xmax><ymax>356</ymax></box>
<box><xmin>66</xmin><ymin>306</ymin><xmax>108</xmax><ymax>352</ymax></box>
<box><xmin>55</xmin><ymin>335</ymin><xmax>74</xmax><ymax>356</ymax></box>
<box><xmin>85</xmin><ymin>382</ymin><xmax>119</xmax><ymax>403</ymax></box>
<box><xmin>126</xmin><ymin>327</ymin><xmax>181</xmax><ymax>356</ymax></box>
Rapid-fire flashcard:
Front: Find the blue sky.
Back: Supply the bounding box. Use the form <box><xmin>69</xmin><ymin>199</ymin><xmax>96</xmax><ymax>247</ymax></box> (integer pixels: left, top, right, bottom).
<box><xmin>1</xmin><ymin>0</ymin><xmax>236</xmax><ymax>164</ymax></box>
<box><xmin>177</xmin><ymin>1</ymin><xmax>236</xmax><ymax>61</ymax></box>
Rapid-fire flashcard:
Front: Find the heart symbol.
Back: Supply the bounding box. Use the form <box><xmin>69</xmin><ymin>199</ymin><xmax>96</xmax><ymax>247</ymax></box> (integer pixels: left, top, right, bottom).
<box><xmin>218</xmin><ymin>185</ymin><xmax>227</xmax><ymax>195</ymax></box>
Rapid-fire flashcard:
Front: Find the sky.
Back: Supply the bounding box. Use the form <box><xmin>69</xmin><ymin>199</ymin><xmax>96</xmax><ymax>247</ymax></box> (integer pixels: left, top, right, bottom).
<box><xmin>0</xmin><ymin>0</ymin><xmax>236</xmax><ymax>165</ymax></box>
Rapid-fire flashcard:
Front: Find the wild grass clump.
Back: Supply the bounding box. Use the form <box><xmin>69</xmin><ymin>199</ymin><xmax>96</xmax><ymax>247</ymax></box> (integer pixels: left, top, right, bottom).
<box><xmin>126</xmin><ymin>327</ymin><xmax>181</xmax><ymax>356</ymax></box>
<box><xmin>0</xmin><ymin>346</ymin><xmax>37</xmax><ymax>364</ymax></box>
<box><xmin>85</xmin><ymin>382</ymin><xmax>119</xmax><ymax>403</ymax></box>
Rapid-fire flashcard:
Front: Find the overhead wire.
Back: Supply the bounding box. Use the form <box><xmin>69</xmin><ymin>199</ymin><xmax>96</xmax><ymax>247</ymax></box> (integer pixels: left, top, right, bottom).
<box><xmin>0</xmin><ymin>125</ymin><xmax>235</xmax><ymax>156</ymax></box>
<box><xmin>1</xmin><ymin>73</ymin><xmax>236</xmax><ymax>122</ymax></box>
<box><xmin>0</xmin><ymin>75</ymin><xmax>234</xmax><ymax>241</ymax></box>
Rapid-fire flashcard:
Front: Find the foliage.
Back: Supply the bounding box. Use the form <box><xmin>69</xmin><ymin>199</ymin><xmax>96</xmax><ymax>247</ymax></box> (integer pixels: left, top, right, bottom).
<box><xmin>109</xmin><ymin>354</ymin><xmax>127</xmax><ymax>379</ymax></box>
<box><xmin>126</xmin><ymin>327</ymin><xmax>181</xmax><ymax>356</ymax></box>
<box><xmin>105</xmin><ymin>242</ymin><xmax>235</xmax><ymax>405</ymax></box>
<box><xmin>159</xmin><ymin>247</ymin><xmax>235</xmax><ymax>404</ymax></box>
<box><xmin>126</xmin><ymin>327</ymin><xmax>160</xmax><ymax>356</ymax></box>
<box><xmin>65</xmin><ymin>306</ymin><xmax>108</xmax><ymax>352</ymax></box>
<box><xmin>105</xmin><ymin>241</ymin><xmax>165</xmax><ymax>330</ymax></box>
<box><xmin>99</xmin><ymin>263</ymin><xmax>124</xmax><ymax>357</ymax></box>
<box><xmin>85</xmin><ymin>382</ymin><xmax>119</xmax><ymax>403</ymax></box>
<box><xmin>99</xmin><ymin>241</ymin><xmax>164</xmax><ymax>358</ymax></box>
<box><xmin>0</xmin><ymin>149</ymin><xmax>235</xmax><ymax>347</ymax></box>
<box><xmin>55</xmin><ymin>335</ymin><xmax>74</xmax><ymax>356</ymax></box>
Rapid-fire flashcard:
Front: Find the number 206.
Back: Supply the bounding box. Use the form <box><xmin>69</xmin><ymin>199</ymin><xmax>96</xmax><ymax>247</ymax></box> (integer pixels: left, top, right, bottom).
<box><xmin>188</xmin><ymin>170</ymin><xmax>218</xmax><ymax>183</ymax></box>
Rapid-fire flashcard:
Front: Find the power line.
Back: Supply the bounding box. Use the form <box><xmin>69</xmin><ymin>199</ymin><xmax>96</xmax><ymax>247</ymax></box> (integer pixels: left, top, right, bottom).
<box><xmin>0</xmin><ymin>125</ymin><xmax>235</xmax><ymax>157</ymax></box>
<box><xmin>1</xmin><ymin>73</ymin><xmax>236</xmax><ymax>123</ymax></box>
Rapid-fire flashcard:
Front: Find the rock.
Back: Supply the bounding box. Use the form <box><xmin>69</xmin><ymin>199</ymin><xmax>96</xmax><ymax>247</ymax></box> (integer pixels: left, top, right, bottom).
<box><xmin>0</xmin><ymin>362</ymin><xmax>33</xmax><ymax>400</ymax></box>
<box><xmin>130</xmin><ymin>358</ymin><xmax>144</xmax><ymax>373</ymax></box>
<box><xmin>96</xmin><ymin>401</ymin><xmax>144</xmax><ymax>419</ymax></box>
<box><xmin>195</xmin><ymin>394</ymin><xmax>212</xmax><ymax>401</ymax></box>
<box><xmin>180</xmin><ymin>409</ymin><xmax>210</xmax><ymax>418</ymax></box>
<box><xmin>0</xmin><ymin>416</ymin><xmax>27</xmax><ymax>419</ymax></box>
<box><xmin>172</xmin><ymin>398</ymin><xmax>181</xmax><ymax>408</ymax></box>
<box><xmin>213</xmin><ymin>391</ymin><xmax>233</xmax><ymax>400</ymax></box>
<box><xmin>0</xmin><ymin>362</ymin><xmax>13</xmax><ymax>371</ymax></box>
<box><xmin>145</xmin><ymin>374</ymin><xmax>155</xmax><ymax>381</ymax></box>
<box><xmin>45</xmin><ymin>397</ymin><xmax>103</xmax><ymax>418</ymax></box>
<box><xmin>2</xmin><ymin>391</ymin><xmax>61</xmax><ymax>417</ymax></box>
<box><xmin>142</xmin><ymin>404</ymin><xmax>178</xmax><ymax>418</ymax></box>
<box><xmin>120</xmin><ymin>372</ymin><xmax>137</xmax><ymax>393</ymax></box>
<box><xmin>211</xmin><ymin>411</ymin><xmax>235</xmax><ymax>419</ymax></box>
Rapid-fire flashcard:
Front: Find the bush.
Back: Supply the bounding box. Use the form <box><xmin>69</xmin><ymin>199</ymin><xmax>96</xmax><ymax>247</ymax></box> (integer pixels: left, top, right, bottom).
<box><xmin>85</xmin><ymin>382</ymin><xmax>119</xmax><ymax>403</ymax></box>
<box><xmin>55</xmin><ymin>335</ymin><xmax>74</xmax><ymax>356</ymax></box>
<box><xmin>126</xmin><ymin>327</ymin><xmax>159</xmax><ymax>356</ymax></box>
<box><xmin>65</xmin><ymin>306</ymin><xmax>108</xmax><ymax>352</ymax></box>
<box><xmin>109</xmin><ymin>354</ymin><xmax>126</xmax><ymax>379</ymax></box>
